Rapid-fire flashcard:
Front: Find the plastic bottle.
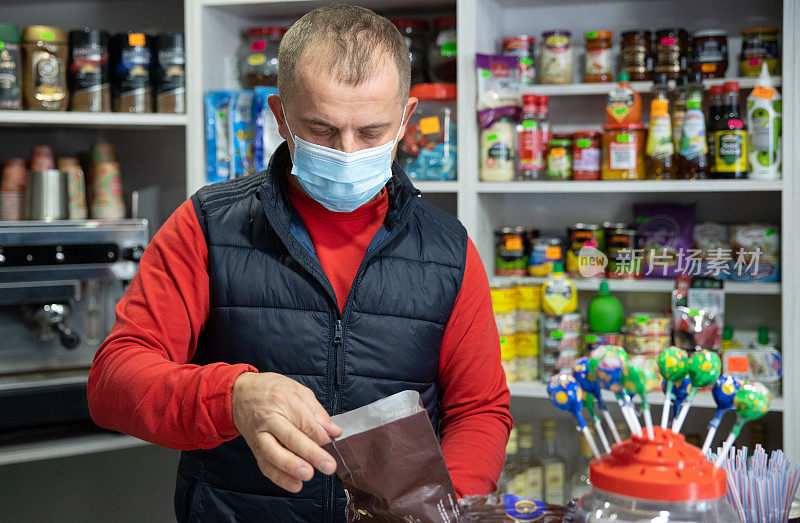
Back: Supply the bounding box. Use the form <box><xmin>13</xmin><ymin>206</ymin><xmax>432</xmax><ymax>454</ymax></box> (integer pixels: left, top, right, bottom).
<box><xmin>587</xmin><ymin>281</ymin><xmax>624</xmax><ymax>333</ymax></box>
<box><xmin>706</xmin><ymin>84</ymin><xmax>724</xmax><ymax>176</ymax></box>
<box><xmin>606</xmin><ymin>72</ymin><xmax>642</xmax><ymax>125</ymax></box>
<box><xmin>711</xmin><ymin>81</ymin><xmax>748</xmax><ymax>179</ymax></box>
<box><xmin>541</xmin><ymin>262</ymin><xmax>578</xmax><ymax>314</ymax></box>
<box><xmin>678</xmin><ymin>72</ymin><xmax>709</xmax><ymax>179</ymax></box>
<box><xmin>538</xmin><ymin>95</ymin><xmax>552</xmax><ymax>163</ymax></box>
<box><xmin>721</xmin><ymin>326</ymin><xmax>742</xmax><ymax>353</ymax></box>
<box><xmin>646</xmin><ymin>73</ymin><xmax>675</xmax><ymax>179</ymax></box>
<box><xmin>746</xmin><ymin>62</ymin><xmax>782</xmax><ymax>179</ymax></box>
<box><xmin>671</xmin><ymin>75</ymin><xmax>688</xmax><ymax>151</ymax></box>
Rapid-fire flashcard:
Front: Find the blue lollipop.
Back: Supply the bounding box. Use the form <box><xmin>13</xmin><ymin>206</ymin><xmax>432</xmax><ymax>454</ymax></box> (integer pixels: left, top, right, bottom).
<box><xmin>594</xmin><ymin>353</ymin><xmax>642</xmax><ymax>437</ymax></box>
<box><xmin>573</xmin><ymin>357</ymin><xmax>615</xmax><ymax>449</ymax></box>
<box><xmin>670</xmin><ymin>377</ymin><xmax>693</xmax><ymax>424</ymax></box>
<box><xmin>701</xmin><ymin>375</ymin><xmax>742</xmax><ymax>453</ymax></box>
<box><xmin>547</xmin><ymin>373</ymin><xmax>601</xmax><ymax>459</ymax></box>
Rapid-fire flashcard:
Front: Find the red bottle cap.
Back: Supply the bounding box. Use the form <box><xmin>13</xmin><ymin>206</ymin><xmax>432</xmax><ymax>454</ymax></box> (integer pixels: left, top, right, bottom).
<box><xmin>434</xmin><ymin>16</ymin><xmax>457</xmax><ymax>29</ymax></box>
<box><xmin>247</xmin><ymin>26</ymin><xmax>287</xmax><ymax>38</ymax></box>
<box><xmin>590</xmin><ymin>427</ymin><xmax>727</xmax><ymax>501</ymax></box>
<box><xmin>709</xmin><ymin>84</ymin><xmax>724</xmax><ymax>95</ymax></box>
<box><xmin>723</xmin><ymin>81</ymin><xmax>740</xmax><ymax>93</ymax></box>
<box><xmin>409</xmin><ymin>83</ymin><xmax>457</xmax><ymax>100</ymax></box>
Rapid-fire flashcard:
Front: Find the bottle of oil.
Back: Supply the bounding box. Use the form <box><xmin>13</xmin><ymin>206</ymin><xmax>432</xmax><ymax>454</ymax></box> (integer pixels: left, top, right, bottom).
<box><xmin>678</xmin><ymin>72</ymin><xmax>709</xmax><ymax>179</ymax></box>
<box><xmin>514</xmin><ymin>423</ymin><xmax>544</xmax><ymax>500</ymax></box>
<box><xmin>671</xmin><ymin>75</ymin><xmax>688</xmax><ymax>151</ymax></box>
<box><xmin>498</xmin><ymin>428</ymin><xmax>519</xmax><ymax>494</ymax></box>
<box><xmin>539</xmin><ymin>418</ymin><xmax>567</xmax><ymax>505</ymax></box>
<box><xmin>645</xmin><ymin>73</ymin><xmax>675</xmax><ymax>179</ymax></box>
<box><xmin>706</xmin><ymin>84</ymin><xmax>724</xmax><ymax>176</ymax></box>
<box><xmin>712</xmin><ymin>81</ymin><xmax>748</xmax><ymax>178</ymax></box>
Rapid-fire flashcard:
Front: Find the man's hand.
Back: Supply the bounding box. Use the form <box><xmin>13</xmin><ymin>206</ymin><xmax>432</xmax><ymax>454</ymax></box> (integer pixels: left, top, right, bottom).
<box><xmin>232</xmin><ymin>372</ymin><xmax>342</xmax><ymax>493</ymax></box>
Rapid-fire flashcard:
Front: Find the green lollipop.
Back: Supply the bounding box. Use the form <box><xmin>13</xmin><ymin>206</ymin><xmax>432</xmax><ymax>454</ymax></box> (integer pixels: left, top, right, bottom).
<box><xmin>623</xmin><ymin>356</ymin><xmax>658</xmax><ymax>439</ymax></box>
<box><xmin>657</xmin><ymin>346</ymin><xmax>689</xmax><ymax>429</ymax></box>
<box><xmin>672</xmin><ymin>349</ymin><xmax>722</xmax><ymax>432</ymax></box>
<box><xmin>583</xmin><ymin>394</ymin><xmax>611</xmax><ymax>453</ymax></box>
<box><xmin>713</xmin><ymin>381</ymin><xmax>771</xmax><ymax>466</ymax></box>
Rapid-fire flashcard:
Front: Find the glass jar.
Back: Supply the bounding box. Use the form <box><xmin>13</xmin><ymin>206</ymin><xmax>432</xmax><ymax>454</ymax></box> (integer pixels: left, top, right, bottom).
<box><xmin>503</xmin><ymin>35</ymin><xmax>536</xmax><ymax>85</ymax></box>
<box><xmin>546</xmin><ymin>137</ymin><xmax>572</xmax><ymax>180</ymax></box>
<box><xmin>654</xmin><ymin>28</ymin><xmax>689</xmax><ymax>79</ymax></box>
<box><xmin>480</xmin><ymin>109</ymin><xmax>516</xmax><ymax>182</ymax></box>
<box><xmin>238</xmin><ymin>26</ymin><xmax>286</xmax><ymax>89</ymax></box>
<box><xmin>0</xmin><ymin>23</ymin><xmax>22</xmax><ymax>110</ymax></box>
<box><xmin>22</xmin><ymin>25</ymin><xmax>69</xmax><ymax>111</ymax></box>
<box><xmin>398</xmin><ymin>83</ymin><xmax>456</xmax><ymax>181</ymax></box>
<box><xmin>427</xmin><ymin>16</ymin><xmax>456</xmax><ymax>84</ymax></box>
<box><xmin>601</xmin><ymin>123</ymin><xmax>645</xmax><ymax>179</ymax></box>
<box><xmin>741</xmin><ymin>27</ymin><xmax>779</xmax><ymax>76</ymax></box>
<box><xmin>540</xmin><ymin>31</ymin><xmax>572</xmax><ymax>84</ymax></box>
<box><xmin>68</xmin><ymin>28</ymin><xmax>111</xmax><ymax>112</ymax></box>
<box><xmin>572</xmin><ymin>130</ymin><xmax>601</xmax><ymax>180</ymax></box>
<box><xmin>621</xmin><ymin>30</ymin><xmax>651</xmax><ymax>81</ymax></box>
<box><xmin>691</xmin><ymin>30</ymin><xmax>728</xmax><ymax>78</ymax></box>
<box><xmin>391</xmin><ymin>19</ymin><xmax>430</xmax><ymax>85</ymax></box>
<box><xmin>584</xmin><ymin>31</ymin><xmax>613</xmax><ymax>83</ymax></box>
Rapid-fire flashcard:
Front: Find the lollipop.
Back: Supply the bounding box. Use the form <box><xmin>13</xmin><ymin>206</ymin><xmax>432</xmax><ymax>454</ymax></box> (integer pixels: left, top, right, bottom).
<box><xmin>669</xmin><ymin>376</ymin><xmax>692</xmax><ymax>423</ymax></box>
<box><xmin>701</xmin><ymin>375</ymin><xmax>742</xmax><ymax>453</ymax></box>
<box><xmin>547</xmin><ymin>373</ymin><xmax>601</xmax><ymax>459</ymax></box>
<box><xmin>657</xmin><ymin>347</ymin><xmax>689</xmax><ymax>429</ymax></box>
<box><xmin>713</xmin><ymin>381</ymin><xmax>771</xmax><ymax>467</ymax></box>
<box><xmin>583</xmin><ymin>393</ymin><xmax>612</xmax><ymax>453</ymax></box>
<box><xmin>672</xmin><ymin>349</ymin><xmax>722</xmax><ymax>433</ymax></box>
<box><xmin>594</xmin><ymin>352</ymin><xmax>641</xmax><ymax>437</ymax></box>
<box><xmin>623</xmin><ymin>356</ymin><xmax>658</xmax><ymax>439</ymax></box>
<box><xmin>573</xmin><ymin>356</ymin><xmax>620</xmax><ymax>445</ymax></box>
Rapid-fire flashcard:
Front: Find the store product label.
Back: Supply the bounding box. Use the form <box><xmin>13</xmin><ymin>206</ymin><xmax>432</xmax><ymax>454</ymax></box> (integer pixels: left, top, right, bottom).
<box><xmin>679</xmin><ymin>108</ymin><xmax>708</xmax><ymax>159</ymax></box>
<box><xmin>714</xmin><ymin>130</ymin><xmax>747</xmax><ymax>171</ymax></box>
<box><xmin>525</xmin><ymin>468</ymin><xmax>545</xmax><ymax>501</ymax></box>
<box><xmin>586</xmin><ymin>48</ymin><xmax>612</xmax><ymax>75</ymax></box>
<box><xmin>503</xmin><ymin>495</ymin><xmax>547</xmax><ymax>520</ymax></box>
<box><xmin>32</xmin><ymin>51</ymin><xmax>66</xmax><ymax>99</ymax></box>
<box><xmin>609</xmin><ymin>141</ymin><xmax>637</xmax><ymax>170</ymax></box>
<box><xmin>0</xmin><ymin>42</ymin><xmax>21</xmax><ymax>103</ymax></box>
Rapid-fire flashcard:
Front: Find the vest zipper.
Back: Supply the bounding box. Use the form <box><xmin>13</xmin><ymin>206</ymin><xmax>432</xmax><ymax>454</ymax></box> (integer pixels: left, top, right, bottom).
<box><xmin>333</xmin><ymin>320</ymin><xmax>343</xmax><ymax>390</ymax></box>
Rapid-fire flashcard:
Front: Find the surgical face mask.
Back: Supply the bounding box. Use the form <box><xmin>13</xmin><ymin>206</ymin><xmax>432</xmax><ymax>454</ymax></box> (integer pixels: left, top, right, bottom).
<box><xmin>282</xmin><ymin>103</ymin><xmax>406</xmax><ymax>213</ymax></box>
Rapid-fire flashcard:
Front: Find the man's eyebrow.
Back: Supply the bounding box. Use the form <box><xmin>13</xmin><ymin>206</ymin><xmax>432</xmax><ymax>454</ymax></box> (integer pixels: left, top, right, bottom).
<box><xmin>299</xmin><ymin>117</ymin><xmax>392</xmax><ymax>131</ymax></box>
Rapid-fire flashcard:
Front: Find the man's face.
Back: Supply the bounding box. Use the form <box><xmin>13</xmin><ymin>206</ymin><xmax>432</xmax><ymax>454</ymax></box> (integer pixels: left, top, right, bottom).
<box><xmin>268</xmin><ymin>49</ymin><xmax>417</xmax><ymax>158</ymax></box>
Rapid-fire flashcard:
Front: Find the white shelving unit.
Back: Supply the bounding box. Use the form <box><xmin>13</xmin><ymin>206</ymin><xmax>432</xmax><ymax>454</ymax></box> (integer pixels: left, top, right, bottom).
<box><xmin>477</xmin><ymin>179</ymin><xmax>784</xmax><ymax>193</ymax></box>
<box><xmin>491</xmin><ymin>276</ymin><xmax>782</xmax><ymax>296</ymax></box>
<box><xmin>0</xmin><ymin>111</ymin><xmax>187</xmax><ymax>129</ymax></box>
<box><xmin>520</xmin><ymin>75</ymin><xmax>782</xmax><ymax>97</ymax></box>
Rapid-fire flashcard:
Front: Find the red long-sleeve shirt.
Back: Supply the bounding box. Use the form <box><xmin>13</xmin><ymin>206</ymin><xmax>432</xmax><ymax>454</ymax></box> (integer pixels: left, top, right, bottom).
<box><xmin>87</xmin><ymin>180</ymin><xmax>512</xmax><ymax>496</ymax></box>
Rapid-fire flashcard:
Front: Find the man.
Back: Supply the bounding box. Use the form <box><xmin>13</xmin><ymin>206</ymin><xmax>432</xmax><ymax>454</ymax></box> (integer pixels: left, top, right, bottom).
<box><xmin>87</xmin><ymin>5</ymin><xmax>511</xmax><ymax>521</ymax></box>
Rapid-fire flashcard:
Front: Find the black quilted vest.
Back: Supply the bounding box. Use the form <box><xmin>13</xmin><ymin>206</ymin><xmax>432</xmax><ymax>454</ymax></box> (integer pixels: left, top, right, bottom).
<box><xmin>174</xmin><ymin>142</ymin><xmax>467</xmax><ymax>522</ymax></box>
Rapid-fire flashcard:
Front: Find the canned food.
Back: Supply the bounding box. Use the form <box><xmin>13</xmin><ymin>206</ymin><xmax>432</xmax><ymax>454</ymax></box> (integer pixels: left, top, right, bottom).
<box><xmin>625</xmin><ymin>312</ymin><xmax>671</xmax><ymax>337</ymax></box>
<box><xmin>495</xmin><ymin>310</ymin><xmax>517</xmax><ymax>336</ymax></box>
<box><xmin>542</xmin><ymin>312</ymin><xmax>582</xmax><ymax>333</ymax></box>
<box><xmin>515</xmin><ymin>282</ymin><xmax>541</xmax><ymax>311</ymax></box>
<box><xmin>516</xmin><ymin>308</ymin><xmax>540</xmax><ymax>333</ymax></box>
<box><xmin>541</xmin><ymin>330</ymin><xmax>581</xmax><ymax>379</ymax></box>
<box><xmin>514</xmin><ymin>332</ymin><xmax>539</xmax><ymax>381</ymax></box>
<box><xmin>626</xmin><ymin>335</ymin><xmax>670</xmax><ymax>356</ymax></box>
<box><xmin>566</xmin><ymin>223</ymin><xmax>604</xmax><ymax>277</ymax></box>
<box><xmin>604</xmin><ymin>224</ymin><xmax>641</xmax><ymax>279</ymax></box>
<box><xmin>528</xmin><ymin>236</ymin><xmax>563</xmax><ymax>276</ymax></box>
<box><xmin>584</xmin><ymin>332</ymin><xmax>624</xmax><ymax>354</ymax></box>
<box><xmin>503</xmin><ymin>35</ymin><xmax>536</xmax><ymax>85</ymax></box>
<box><xmin>495</xmin><ymin>226</ymin><xmax>528</xmax><ymax>276</ymax></box>
<box><xmin>500</xmin><ymin>334</ymin><xmax>518</xmax><ymax>382</ymax></box>
<box><xmin>490</xmin><ymin>282</ymin><xmax>518</xmax><ymax>313</ymax></box>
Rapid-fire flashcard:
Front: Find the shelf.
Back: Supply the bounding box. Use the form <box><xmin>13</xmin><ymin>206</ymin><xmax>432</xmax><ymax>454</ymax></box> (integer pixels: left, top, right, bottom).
<box><xmin>0</xmin><ymin>111</ymin><xmax>187</xmax><ymax>129</ymax></box>
<box><xmin>509</xmin><ymin>381</ymin><xmax>785</xmax><ymax>412</ymax></box>
<box><xmin>491</xmin><ymin>276</ymin><xmax>781</xmax><ymax>295</ymax></box>
<box><xmin>201</xmin><ymin>0</ymin><xmax>455</xmax><ymax>14</ymax></box>
<box><xmin>412</xmin><ymin>180</ymin><xmax>460</xmax><ymax>193</ymax></box>
<box><xmin>477</xmin><ymin>179</ymin><xmax>783</xmax><ymax>194</ymax></box>
<box><xmin>521</xmin><ymin>76</ymin><xmax>783</xmax><ymax>97</ymax></box>
<box><xmin>0</xmin><ymin>433</ymin><xmax>151</xmax><ymax>466</ymax></box>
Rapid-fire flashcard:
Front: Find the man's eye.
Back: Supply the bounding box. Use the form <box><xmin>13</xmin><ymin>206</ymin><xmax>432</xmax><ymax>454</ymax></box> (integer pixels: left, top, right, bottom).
<box><xmin>312</xmin><ymin>128</ymin><xmax>331</xmax><ymax>137</ymax></box>
<box><xmin>361</xmin><ymin>132</ymin><xmax>381</xmax><ymax>141</ymax></box>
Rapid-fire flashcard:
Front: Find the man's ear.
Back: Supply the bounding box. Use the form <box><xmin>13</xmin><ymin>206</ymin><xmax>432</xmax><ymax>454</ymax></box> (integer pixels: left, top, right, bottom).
<box><xmin>267</xmin><ymin>94</ymin><xmax>290</xmax><ymax>141</ymax></box>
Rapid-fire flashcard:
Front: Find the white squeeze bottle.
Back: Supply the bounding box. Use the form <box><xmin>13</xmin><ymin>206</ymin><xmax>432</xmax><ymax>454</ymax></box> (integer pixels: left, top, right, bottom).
<box><xmin>746</xmin><ymin>62</ymin><xmax>782</xmax><ymax>179</ymax></box>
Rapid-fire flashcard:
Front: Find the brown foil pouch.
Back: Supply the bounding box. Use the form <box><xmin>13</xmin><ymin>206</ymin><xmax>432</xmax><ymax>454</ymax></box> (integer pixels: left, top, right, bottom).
<box><xmin>323</xmin><ymin>390</ymin><xmax>460</xmax><ymax>522</ymax></box>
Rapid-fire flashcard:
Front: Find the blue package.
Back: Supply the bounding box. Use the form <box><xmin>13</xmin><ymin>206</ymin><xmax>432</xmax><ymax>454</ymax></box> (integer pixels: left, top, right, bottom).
<box><xmin>205</xmin><ymin>91</ymin><xmax>232</xmax><ymax>184</ymax></box>
<box><xmin>253</xmin><ymin>87</ymin><xmax>282</xmax><ymax>172</ymax></box>
<box><xmin>230</xmin><ymin>90</ymin><xmax>255</xmax><ymax>178</ymax></box>
<box><xmin>501</xmin><ymin>494</ymin><xmax>547</xmax><ymax>520</ymax></box>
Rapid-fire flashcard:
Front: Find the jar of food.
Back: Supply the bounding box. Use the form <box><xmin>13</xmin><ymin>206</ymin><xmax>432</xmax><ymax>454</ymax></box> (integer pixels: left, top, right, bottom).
<box><xmin>547</xmin><ymin>137</ymin><xmax>572</xmax><ymax>180</ymax></box>
<box><xmin>398</xmin><ymin>83</ymin><xmax>456</xmax><ymax>181</ymax></box>
<box><xmin>690</xmin><ymin>30</ymin><xmax>727</xmax><ymax>78</ymax></box>
<box><xmin>68</xmin><ymin>28</ymin><xmax>110</xmax><ymax>112</ymax></box>
<box><xmin>112</xmin><ymin>32</ymin><xmax>152</xmax><ymax>113</ymax></box>
<box><xmin>540</xmin><ymin>31</ymin><xmax>572</xmax><ymax>84</ymax></box>
<box><xmin>22</xmin><ymin>25</ymin><xmax>69</xmax><ymax>111</ymax></box>
<box><xmin>503</xmin><ymin>35</ymin><xmax>535</xmax><ymax>85</ymax></box>
<box><xmin>621</xmin><ymin>30</ymin><xmax>651</xmax><ymax>81</ymax></box>
<box><xmin>654</xmin><ymin>28</ymin><xmax>689</xmax><ymax>79</ymax></box>
<box><xmin>741</xmin><ymin>27</ymin><xmax>779</xmax><ymax>76</ymax></box>
<box><xmin>572</xmin><ymin>130</ymin><xmax>601</xmax><ymax>180</ymax></box>
<box><xmin>153</xmin><ymin>33</ymin><xmax>185</xmax><ymax>113</ymax></box>
<box><xmin>391</xmin><ymin>19</ymin><xmax>429</xmax><ymax>85</ymax></box>
<box><xmin>584</xmin><ymin>31</ymin><xmax>613</xmax><ymax>83</ymax></box>
<box><xmin>601</xmin><ymin>123</ymin><xmax>646</xmax><ymax>180</ymax></box>
<box><xmin>0</xmin><ymin>23</ymin><xmax>22</xmax><ymax>110</ymax></box>
<box><xmin>238</xmin><ymin>26</ymin><xmax>285</xmax><ymax>89</ymax></box>
<box><xmin>480</xmin><ymin>110</ymin><xmax>516</xmax><ymax>182</ymax></box>
<box><xmin>529</xmin><ymin>236</ymin><xmax>563</xmax><ymax>277</ymax></box>
<box><xmin>495</xmin><ymin>226</ymin><xmax>528</xmax><ymax>277</ymax></box>
<box><xmin>428</xmin><ymin>16</ymin><xmax>457</xmax><ymax>84</ymax></box>
<box><xmin>604</xmin><ymin>223</ymin><xmax>642</xmax><ymax>278</ymax></box>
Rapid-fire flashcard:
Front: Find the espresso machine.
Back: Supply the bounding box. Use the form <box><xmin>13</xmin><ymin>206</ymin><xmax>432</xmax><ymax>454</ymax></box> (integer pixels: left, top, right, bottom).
<box><xmin>0</xmin><ymin>219</ymin><xmax>147</xmax><ymax>440</ymax></box>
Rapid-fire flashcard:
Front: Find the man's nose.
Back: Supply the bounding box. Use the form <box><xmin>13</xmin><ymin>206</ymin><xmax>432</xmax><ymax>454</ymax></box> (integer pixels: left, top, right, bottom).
<box><xmin>337</xmin><ymin>133</ymin><xmax>360</xmax><ymax>154</ymax></box>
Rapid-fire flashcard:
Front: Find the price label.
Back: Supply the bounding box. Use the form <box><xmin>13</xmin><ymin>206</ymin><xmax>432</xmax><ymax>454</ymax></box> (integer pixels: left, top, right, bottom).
<box><xmin>419</xmin><ymin>116</ymin><xmax>441</xmax><ymax>135</ymax></box>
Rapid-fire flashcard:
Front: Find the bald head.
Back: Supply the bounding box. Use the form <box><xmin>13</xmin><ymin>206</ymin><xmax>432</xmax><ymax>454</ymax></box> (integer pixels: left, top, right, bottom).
<box><xmin>277</xmin><ymin>4</ymin><xmax>411</xmax><ymax>103</ymax></box>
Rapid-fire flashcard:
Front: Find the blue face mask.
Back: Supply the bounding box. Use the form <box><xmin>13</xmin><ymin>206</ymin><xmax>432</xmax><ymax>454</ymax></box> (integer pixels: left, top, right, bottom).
<box><xmin>282</xmin><ymin>104</ymin><xmax>406</xmax><ymax>213</ymax></box>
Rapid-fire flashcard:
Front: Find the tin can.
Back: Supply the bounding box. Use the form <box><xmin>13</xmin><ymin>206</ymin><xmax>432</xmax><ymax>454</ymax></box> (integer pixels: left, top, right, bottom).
<box><xmin>503</xmin><ymin>35</ymin><xmax>536</xmax><ymax>85</ymax></box>
<box><xmin>604</xmin><ymin>223</ymin><xmax>641</xmax><ymax>279</ymax></box>
<box><xmin>528</xmin><ymin>236</ymin><xmax>563</xmax><ymax>277</ymax></box>
<box><xmin>625</xmin><ymin>312</ymin><xmax>671</xmax><ymax>337</ymax></box>
<box><xmin>491</xmin><ymin>282</ymin><xmax>518</xmax><ymax>336</ymax></box>
<box><xmin>500</xmin><ymin>334</ymin><xmax>518</xmax><ymax>382</ymax></box>
<box><xmin>514</xmin><ymin>332</ymin><xmax>539</xmax><ymax>381</ymax></box>
<box><xmin>542</xmin><ymin>312</ymin><xmax>581</xmax><ymax>333</ymax></box>
<box><xmin>540</xmin><ymin>330</ymin><xmax>581</xmax><ymax>380</ymax></box>
<box><xmin>495</xmin><ymin>226</ymin><xmax>528</xmax><ymax>276</ymax></box>
<box><xmin>584</xmin><ymin>332</ymin><xmax>624</xmax><ymax>354</ymax></box>
<box><xmin>566</xmin><ymin>223</ymin><xmax>604</xmax><ymax>277</ymax></box>
<box><xmin>515</xmin><ymin>282</ymin><xmax>541</xmax><ymax>333</ymax></box>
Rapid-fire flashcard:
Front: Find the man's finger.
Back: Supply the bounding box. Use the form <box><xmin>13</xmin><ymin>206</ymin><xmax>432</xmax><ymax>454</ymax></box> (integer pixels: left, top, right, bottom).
<box><xmin>256</xmin><ymin>458</ymin><xmax>303</xmax><ymax>493</ymax></box>
<box><xmin>255</xmin><ymin>431</ymin><xmax>316</xmax><ymax>482</ymax></box>
<box><xmin>270</xmin><ymin>417</ymin><xmax>337</xmax><ymax>476</ymax></box>
<box><xmin>278</xmin><ymin>391</ymin><xmax>337</xmax><ymax>445</ymax></box>
<box><xmin>297</xmin><ymin>388</ymin><xmax>342</xmax><ymax>441</ymax></box>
